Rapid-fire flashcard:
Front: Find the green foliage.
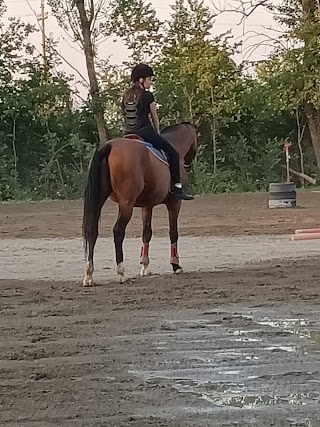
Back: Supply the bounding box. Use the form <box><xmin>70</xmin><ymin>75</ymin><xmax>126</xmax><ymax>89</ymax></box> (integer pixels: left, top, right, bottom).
<box><xmin>108</xmin><ymin>0</ymin><xmax>163</xmax><ymax>63</ymax></box>
<box><xmin>0</xmin><ymin>7</ymin><xmax>96</xmax><ymax>201</ymax></box>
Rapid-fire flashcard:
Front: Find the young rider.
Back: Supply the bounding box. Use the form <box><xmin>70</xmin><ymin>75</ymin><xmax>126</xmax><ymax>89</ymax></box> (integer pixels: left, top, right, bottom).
<box><xmin>121</xmin><ymin>63</ymin><xmax>194</xmax><ymax>201</ymax></box>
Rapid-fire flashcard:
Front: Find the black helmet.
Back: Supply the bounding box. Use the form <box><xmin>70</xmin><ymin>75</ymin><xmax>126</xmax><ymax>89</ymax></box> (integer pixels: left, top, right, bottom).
<box><xmin>131</xmin><ymin>63</ymin><xmax>154</xmax><ymax>82</ymax></box>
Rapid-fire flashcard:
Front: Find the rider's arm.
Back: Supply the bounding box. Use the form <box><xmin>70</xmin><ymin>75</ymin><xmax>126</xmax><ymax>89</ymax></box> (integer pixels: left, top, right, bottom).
<box><xmin>150</xmin><ymin>102</ymin><xmax>160</xmax><ymax>134</ymax></box>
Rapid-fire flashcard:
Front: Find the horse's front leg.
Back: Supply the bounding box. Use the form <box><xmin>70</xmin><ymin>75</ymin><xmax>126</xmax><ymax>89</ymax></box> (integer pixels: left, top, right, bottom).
<box><xmin>166</xmin><ymin>199</ymin><xmax>183</xmax><ymax>273</ymax></box>
<box><xmin>140</xmin><ymin>207</ymin><xmax>153</xmax><ymax>276</ymax></box>
<box><xmin>113</xmin><ymin>204</ymin><xmax>133</xmax><ymax>283</ymax></box>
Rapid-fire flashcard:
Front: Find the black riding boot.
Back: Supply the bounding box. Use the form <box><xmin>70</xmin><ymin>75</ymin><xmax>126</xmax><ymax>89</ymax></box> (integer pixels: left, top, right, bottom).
<box><xmin>172</xmin><ymin>185</ymin><xmax>194</xmax><ymax>201</ymax></box>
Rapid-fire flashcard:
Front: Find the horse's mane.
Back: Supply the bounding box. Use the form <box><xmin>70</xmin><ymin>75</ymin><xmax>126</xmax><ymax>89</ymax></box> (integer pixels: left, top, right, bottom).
<box><xmin>160</xmin><ymin>121</ymin><xmax>194</xmax><ymax>135</ymax></box>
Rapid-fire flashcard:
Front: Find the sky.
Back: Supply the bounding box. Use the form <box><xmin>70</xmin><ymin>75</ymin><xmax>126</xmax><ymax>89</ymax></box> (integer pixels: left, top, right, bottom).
<box><xmin>4</xmin><ymin>0</ymin><xmax>283</xmax><ymax>101</ymax></box>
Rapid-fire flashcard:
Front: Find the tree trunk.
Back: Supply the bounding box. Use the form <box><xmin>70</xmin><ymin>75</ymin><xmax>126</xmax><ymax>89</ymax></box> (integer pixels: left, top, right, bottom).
<box><xmin>301</xmin><ymin>0</ymin><xmax>315</xmax><ymax>22</ymax></box>
<box><xmin>76</xmin><ymin>0</ymin><xmax>107</xmax><ymax>146</ymax></box>
<box><xmin>211</xmin><ymin>119</ymin><xmax>217</xmax><ymax>175</ymax></box>
<box><xmin>11</xmin><ymin>113</ymin><xmax>18</xmax><ymax>181</ymax></box>
<box><xmin>301</xmin><ymin>0</ymin><xmax>320</xmax><ymax>168</ymax></box>
<box><xmin>305</xmin><ymin>102</ymin><xmax>320</xmax><ymax>169</ymax></box>
<box><xmin>296</xmin><ymin>110</ymin><xmax>306</xmax><ymax>187</ymax></box>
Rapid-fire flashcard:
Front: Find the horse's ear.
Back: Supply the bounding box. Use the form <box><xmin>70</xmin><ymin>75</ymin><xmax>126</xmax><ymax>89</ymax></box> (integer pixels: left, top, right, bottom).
<box><xmin>194</xmin><ymin>117</ymin><xmax>202</xmax><ymax>129</ymax></box>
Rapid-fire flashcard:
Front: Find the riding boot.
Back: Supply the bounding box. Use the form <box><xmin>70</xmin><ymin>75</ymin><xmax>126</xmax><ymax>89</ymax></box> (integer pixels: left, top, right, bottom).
<box><xmin>173</xmin><ymin>185</ymin><xmax>194</xmax><ymax>201</ymax></box>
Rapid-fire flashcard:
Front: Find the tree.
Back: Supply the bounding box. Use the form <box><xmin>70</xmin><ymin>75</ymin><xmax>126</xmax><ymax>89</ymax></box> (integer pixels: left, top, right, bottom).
<box><xmin>0</xmin><ymin>2</ymin><xmax>37</xmax><ymax>197</ymax></box>
<box><xmin>48</xmin><ymin>0</ymin><xmax>112</xmax><ymax>145</ymax></box>
<box><xmin>108</xmin><ymin>0</ymin><xmax>162</xmax><ymax>65</ymax></box>
<box><xmin>47</xmin><ymin>0</ymin><xmax>161</xmax><ymax>146</ymax></box>
<box><xmin>155</xmin><ymin>1</ymin><xmax>243</xmax><ymax>172</ymax></box>
<box><xmin>0</xmin><ymin>2</ymin><xmax>96</xmax><ymax>200</ymax></box>
<box><xmin>215</xmin><ymin>0</ymin><xmax>320</xmax><ymax>170</ymax></box>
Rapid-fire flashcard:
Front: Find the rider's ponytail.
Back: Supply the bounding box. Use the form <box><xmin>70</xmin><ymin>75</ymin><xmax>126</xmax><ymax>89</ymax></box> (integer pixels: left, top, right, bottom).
<box><xmin>123</xmin><ymin>81</ymin><xmax>143</xmax><ymax>104</ymax></box>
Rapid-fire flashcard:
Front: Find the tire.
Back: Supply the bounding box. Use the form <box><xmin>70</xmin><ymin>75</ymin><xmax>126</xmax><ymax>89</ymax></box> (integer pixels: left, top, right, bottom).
<box><xmin>269</xmin><ymin>191</ymin><xmax>296</xmax><ymax>200</ymax></box>
<box><xmin>268</xmin><ymin>182</ymin><xmax>296</xmax><ymax>209</ymax></box>
<box><xmin>269</xmin><ymin>182</ymin><xmax>296</xmax><ymax>193</ymax></box>
<box><xmin>268</xmin><ymin>199</ymin><xmax>296</xmax><ymax>208</ymax></box>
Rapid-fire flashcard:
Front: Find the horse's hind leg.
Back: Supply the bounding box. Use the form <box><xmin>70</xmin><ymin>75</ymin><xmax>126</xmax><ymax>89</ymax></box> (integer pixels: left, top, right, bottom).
<box><xmin>83</xmin><ymin>234</ymin><xmax>97</xmax><ymax>287</ymax></box>
<box><xmin>83</xmin><ymin>158</ymin><xmax>111</xmax><ymax>287</ymax></box>
<box><xmin>166</xmin><ymin>199</ymin><xmax>183</xmax><ymax>274</ymax></box>
<box><xmin>83</xmin><ymin>195</ymin><xmax>108</xmax><ymax>287</ymax></box>
<box><xmin>113</xmin><ymin>204</ymin><xmax>133</xmax><ymax>283</ymax></box>
<box><xmin>140</xmin><ymin>207</ymin><xmax>153</xmax><ymax>276</ymax></box>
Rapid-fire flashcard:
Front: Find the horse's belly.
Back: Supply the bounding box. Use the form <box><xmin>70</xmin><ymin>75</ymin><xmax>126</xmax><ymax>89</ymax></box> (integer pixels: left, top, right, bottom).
<box><xmin>109</xmin><ymin>183</ymin><xmax>169</xmax><ymax>207</ymax></box>
<box><xmin>134</xmin><ymin>184</ymin><xmax>170</xmax><ymax>207</ymax></box>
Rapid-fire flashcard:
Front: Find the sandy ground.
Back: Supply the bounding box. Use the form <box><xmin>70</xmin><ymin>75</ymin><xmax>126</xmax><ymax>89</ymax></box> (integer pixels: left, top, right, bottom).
<box><xmin>1</xmin><ymin>192</ymin><xmax>320</xmax><ymax>426</ymax></box>
<box><xmin>1</xmin><ymin>235</ymin><xmax>320</xmax><ymax>283</ymax></box>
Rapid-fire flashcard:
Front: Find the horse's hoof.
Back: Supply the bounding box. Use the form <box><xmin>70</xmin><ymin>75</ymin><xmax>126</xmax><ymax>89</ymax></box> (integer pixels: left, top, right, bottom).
<box><xmin>140</xmin><ymin>264</ymin><xmax>151</xmax><ymax>276</ymax></box>
<box><xmin>116</xmin><ymin>263</ymin><xmax>126</xmax><ymax>283</ymax></box>
<box><xmin>83</xmin><ymin>277</ymin><xmax>94</xmax><ymax>287</ymax></box>
<box><xmin>117</xmin><ymin>274</ymin><xmax>125</xmax><ymax>283</ymax></box>
<box><xmin>172</xmin><ymin>263</ymin><xmax>183</xmax><ymax>274</ymax></box>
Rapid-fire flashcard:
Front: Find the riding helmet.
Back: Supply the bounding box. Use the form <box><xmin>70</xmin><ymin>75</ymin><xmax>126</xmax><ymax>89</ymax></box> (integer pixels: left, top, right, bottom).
<box><xmin>131</xmin><ymin>63</ymin><xmax>154</xmax><ymax>82</ymax></box>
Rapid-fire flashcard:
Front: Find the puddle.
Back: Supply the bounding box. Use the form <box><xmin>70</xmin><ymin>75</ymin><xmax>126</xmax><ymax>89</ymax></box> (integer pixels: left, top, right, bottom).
<box><xmin>171</xmin><ymin>377</ymin><xmax>320</xmax><ymax>409</ymax></box>
<box><xmin>257</xmin><ymin>318</ymin><xmax>314</xmax><ymax>329</ymax></box>
<box><xmin>264</xmin><ymin>345</ymin><xmax>297</xmax><ymax>353</ymax></box>
<box><xmin>130</xmin><ymin>307</ymin><xmax>320</xmax><ymax>420</ymax></box>
<box><xmin>201</xmin><ymin>391</ymin><xmax>320</xmax><ymax>408</ymax></box>
<box><xmin>173</xmin><ymin>379</ymin><xmax>199</xmax><ymax>390</ymax></box>
<box><xmin>287</xmin><ymin>419</ymin><xmax>320</xmax><ymax>427</ymax></box>
<box><xmin>233</xmin><ymin>329</ymin><xmax>261</xmax><ymax>342</ymax></box>
<box><xmin>234</xmin><ymin>337</ymin><xmax>261</xmax><ymax>342</ymax></box>
<box><xmin>255</xmin><ymin>316</ymin><xmax>320</xmax><ymax>354</ymax></box>
<box><xmin>307</xmin><ymin>331</ymin><xmax>320</xmax><ymax>353</ymax></box>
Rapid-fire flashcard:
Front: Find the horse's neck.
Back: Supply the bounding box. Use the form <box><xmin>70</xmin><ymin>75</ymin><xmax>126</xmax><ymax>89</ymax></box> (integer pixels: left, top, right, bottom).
<box><xmin>166</xmin><ymin>131</ymin><xmax>191</xmax><ymax>158</ymax></box>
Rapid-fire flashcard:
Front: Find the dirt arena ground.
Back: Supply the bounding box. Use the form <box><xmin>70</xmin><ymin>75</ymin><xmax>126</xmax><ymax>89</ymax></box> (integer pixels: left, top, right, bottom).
<box><xmin>1</xmin><ymin>191</ymin><xmax>320</xmax><ymax>239</ymax></box>
<box><xmin>1</xmin><ymin>192</ymin><xmax>320</xmax><ymax>426</ymax></box>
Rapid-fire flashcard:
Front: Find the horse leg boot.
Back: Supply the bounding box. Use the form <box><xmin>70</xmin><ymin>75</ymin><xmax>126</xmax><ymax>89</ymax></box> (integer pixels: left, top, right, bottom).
<box><xmin>167</xmin><ymin>199</ymin><xmax>183</xmax><ymax>273</ymax></box>
<box><xmin>113</xmin><ymin>204</ymin><xmax>133</xmax><ymax>283</ymax></box>
<box><xmin>140</xmin><ymin>207</ymin><xmax>153</xmax><ymax>276</ymax></box>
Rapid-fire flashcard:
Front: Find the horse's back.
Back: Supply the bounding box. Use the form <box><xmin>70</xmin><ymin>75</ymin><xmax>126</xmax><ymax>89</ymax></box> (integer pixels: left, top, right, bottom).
<box><xmin>107</xmin><ymin>138</ymin><xmax>170</xmax><ymax>206</ymax></box>
<box><xmin>109</xmin><ymin>137</ymin><xmax>146</xmax><ymax>165</ymax></box>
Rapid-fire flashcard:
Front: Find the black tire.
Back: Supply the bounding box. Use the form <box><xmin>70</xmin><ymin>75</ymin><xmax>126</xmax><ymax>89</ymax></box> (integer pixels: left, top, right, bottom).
<box><xmin>269</xmin><ymin>191</ymin><xmax>296</xmax><ymax>200</ymax></box>
<box><xmin>269</xmin><ymin>182</ymin><xmax>296</xmax><ymax>193</ymax></box>
<box><xmin>268</xmin><ymin>182</ymin><xmax>296</xmax><ymax>208</ymax></box>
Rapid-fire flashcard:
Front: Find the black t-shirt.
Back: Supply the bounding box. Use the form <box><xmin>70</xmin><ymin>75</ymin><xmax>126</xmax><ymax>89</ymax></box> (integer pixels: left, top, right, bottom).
<box><xmin>122</xmin><ymin>90</ymin><xmax>154</xmax><ymax>133</ymax></box>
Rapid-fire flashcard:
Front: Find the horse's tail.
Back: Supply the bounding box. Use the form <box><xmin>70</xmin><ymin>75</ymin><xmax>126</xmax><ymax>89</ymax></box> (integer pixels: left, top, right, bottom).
<box><xmin>82</xmin><ymin>143</ymin><xmax>112</xmax><ymax>257</ymax></box>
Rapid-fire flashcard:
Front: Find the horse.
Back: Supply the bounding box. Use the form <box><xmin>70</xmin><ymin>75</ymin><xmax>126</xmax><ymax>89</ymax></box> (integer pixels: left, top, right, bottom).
<box><xmin>82</xmin><ymin>121</ymin><xmax>199</xmax><ymax>286</ymax></box>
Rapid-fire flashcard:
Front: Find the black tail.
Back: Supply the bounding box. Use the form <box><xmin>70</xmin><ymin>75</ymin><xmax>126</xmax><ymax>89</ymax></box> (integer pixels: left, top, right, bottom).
<box><xmin>82</xmin><ymin>143</ymin><xmax>112</xmax><ymax>257</ymax></box>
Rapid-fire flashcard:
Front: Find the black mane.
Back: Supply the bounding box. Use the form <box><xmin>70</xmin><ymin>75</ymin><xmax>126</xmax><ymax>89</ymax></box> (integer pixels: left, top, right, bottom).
<box><xmin>160</xmin><ymin>121</ymin><xmax>194</xmax><ymax>135</ymax></box>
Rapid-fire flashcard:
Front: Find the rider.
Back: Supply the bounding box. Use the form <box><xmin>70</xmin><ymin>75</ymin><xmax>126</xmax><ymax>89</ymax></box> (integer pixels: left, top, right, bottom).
<box><xmin>121</xmin><ymin>63</ymin><xmax>194</xmax><ymax>201</ymax></box>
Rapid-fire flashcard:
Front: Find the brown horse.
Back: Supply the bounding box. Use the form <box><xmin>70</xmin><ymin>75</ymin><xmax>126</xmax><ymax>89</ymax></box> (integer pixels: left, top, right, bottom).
<box><xmin>82</xmin><ymin>121</ymin><xmax>199</xmax><ymax>286</ymax></box>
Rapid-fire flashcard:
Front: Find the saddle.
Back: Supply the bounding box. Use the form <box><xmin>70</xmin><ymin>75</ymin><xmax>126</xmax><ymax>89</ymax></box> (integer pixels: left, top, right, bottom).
<box><xmin>123</xmin><ymin>134</ymin><xmax>169</xmax><ymax>165</ymax></box>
